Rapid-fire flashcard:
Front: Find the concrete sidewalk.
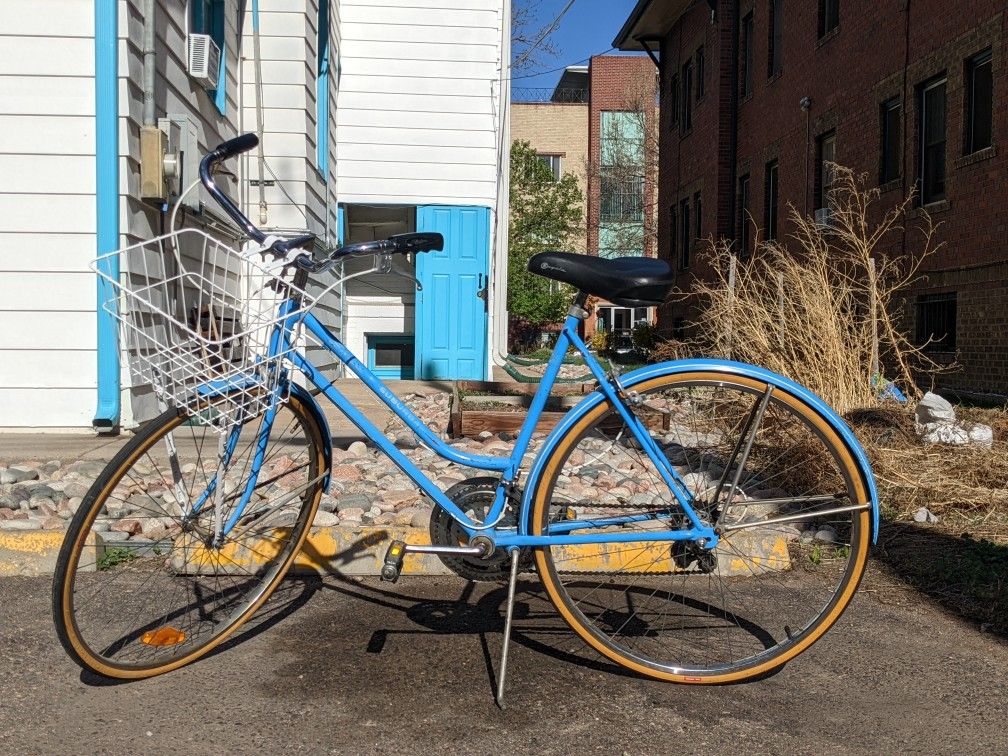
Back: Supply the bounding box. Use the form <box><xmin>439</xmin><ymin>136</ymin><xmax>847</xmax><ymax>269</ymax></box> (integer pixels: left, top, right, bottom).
<box><xmin>0</xmin><ymin>379</ymin><xmax>453</xmax><ymax>465</ymax></box>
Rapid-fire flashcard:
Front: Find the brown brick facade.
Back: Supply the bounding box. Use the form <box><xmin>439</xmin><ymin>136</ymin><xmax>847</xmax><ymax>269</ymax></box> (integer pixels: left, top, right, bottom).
<box><xmin>619</xmin><ymin>0</ymin><xmax>1008</xmax><ymax>394</ymax></box>
<box><xmin>511</xmin><ymin>102</ymin><xmax>590</xmax><ymax>252</ymax></box>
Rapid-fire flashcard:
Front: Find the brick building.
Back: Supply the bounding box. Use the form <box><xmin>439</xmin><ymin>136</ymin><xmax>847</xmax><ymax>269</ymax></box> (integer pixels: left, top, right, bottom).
<box><xmin>512</xmin><ymin>56</ymin><xmax>660</xmax><ymax>344</ymax></box>
<box><xmin>615</xmin><ymin>0</ymin><xmax>1007</xmax><ymax>395</ymax></box>
<box><xmin>512</xmin><ymin>66</ymin><xmax>591</xmax><ymax>253</ymax></box>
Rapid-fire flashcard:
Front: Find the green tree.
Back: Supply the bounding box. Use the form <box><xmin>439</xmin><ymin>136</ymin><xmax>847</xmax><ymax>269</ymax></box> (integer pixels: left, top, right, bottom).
<box><xmin>508</xmin><ymin>140</ymin><xmax>584</xmax><ymax>326</ymax></box>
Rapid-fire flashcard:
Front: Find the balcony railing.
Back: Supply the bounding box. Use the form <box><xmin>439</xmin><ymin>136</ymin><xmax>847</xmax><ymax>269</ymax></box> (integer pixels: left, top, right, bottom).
<box><xmin>512</xmin><ymin>87</ymin><xmax>589</xmax><ymax>104</ymax></box>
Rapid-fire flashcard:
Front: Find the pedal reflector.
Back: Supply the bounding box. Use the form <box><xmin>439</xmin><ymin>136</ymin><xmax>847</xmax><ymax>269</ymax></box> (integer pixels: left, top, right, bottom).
<box><xmin>141</xmin><ymin>626</ymin><xmax>187</xmax><ymax>647</ymax></box>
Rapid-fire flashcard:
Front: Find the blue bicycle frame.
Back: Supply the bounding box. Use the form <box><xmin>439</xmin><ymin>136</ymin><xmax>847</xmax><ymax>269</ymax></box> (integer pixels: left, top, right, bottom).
<box><xmin>196</xmin><ymin>294</ymin><xmax>720</xmax><ymax>551</ymax></box>
<box><xmin>201</xmin><ymin>292</ymin><xmax>880</xmax><ymax>549</ymax></box>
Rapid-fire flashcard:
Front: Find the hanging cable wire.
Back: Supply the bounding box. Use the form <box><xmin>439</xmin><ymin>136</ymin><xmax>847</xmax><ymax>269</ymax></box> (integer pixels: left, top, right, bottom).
<box><xmin>512</xmin><ymin>0</ymin><xmax>579</xmax><ymax>71</ymax></box>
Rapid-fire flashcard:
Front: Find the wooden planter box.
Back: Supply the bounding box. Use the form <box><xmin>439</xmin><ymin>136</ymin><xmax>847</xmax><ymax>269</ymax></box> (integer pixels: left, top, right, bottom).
<box><xmin>448</xmin><ymin>381</ymin><xmax>670</xmax><ymax>438</ymax></box>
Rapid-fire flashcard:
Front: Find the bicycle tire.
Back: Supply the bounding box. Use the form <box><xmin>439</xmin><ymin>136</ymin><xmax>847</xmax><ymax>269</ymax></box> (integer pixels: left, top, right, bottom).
<box><xmin>52</xmin><ymin>392</ymin><xmax>326</xmax><ymax>679</ymax></box>
<box><xmin>531</xmin><ymin>370</ymin><xmax>872</xmax><ymax>683</ymax></box>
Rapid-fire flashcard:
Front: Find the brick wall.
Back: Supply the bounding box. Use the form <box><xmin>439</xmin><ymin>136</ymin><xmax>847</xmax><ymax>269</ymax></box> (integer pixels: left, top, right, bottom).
<box><xmin>587</xmin><ymin>55</ymin><xmax>660</xmax><ymax>259</ymax></box>
<box><xmin>652</xmin><ymin>0</ymin><xmax>1008</xmax><ymax>394</ymax></box>
<box><xmin>511</xmin><ymin>102</ymin><xmax>590</xmax><ymax>252</ymax></box>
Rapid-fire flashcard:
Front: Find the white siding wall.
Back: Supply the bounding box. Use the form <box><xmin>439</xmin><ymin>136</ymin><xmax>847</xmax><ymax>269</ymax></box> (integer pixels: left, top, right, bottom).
<box><xmin>0</xmin><ymin>0</ymin><xmax>340</xmax><ymax>428</ymax></box>
<box><xmin>0</xmin><ymin>1</ymin><xmax>97</xmax><ymax>428</ymax></box>
<box><xmin>240</xmin><ymin>0</ymin><xmax>342</xmax><ymax>376</ymax></box>
<box><xmin>336</xmin><ymin>0</ymin><xmax>504</xmax><ymax>206</ymax></box>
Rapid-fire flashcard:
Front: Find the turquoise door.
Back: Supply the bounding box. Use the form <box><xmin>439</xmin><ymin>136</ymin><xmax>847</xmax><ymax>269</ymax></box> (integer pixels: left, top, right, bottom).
<box><xmin>415</xmin><ymin>206</ymin><xmax>490</xmax><ymax>380</ymax></box>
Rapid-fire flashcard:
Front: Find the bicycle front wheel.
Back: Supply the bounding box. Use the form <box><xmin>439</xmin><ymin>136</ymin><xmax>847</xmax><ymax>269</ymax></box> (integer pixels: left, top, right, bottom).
<box><xmin>531</xmin><ymin>370</ymin><xmax>872</xmax><ymax>683</ymax></box>
<box><xmin>52</xmin><ymin>392</ymin><xmax>326</xmax><ymax>679</ymax></box>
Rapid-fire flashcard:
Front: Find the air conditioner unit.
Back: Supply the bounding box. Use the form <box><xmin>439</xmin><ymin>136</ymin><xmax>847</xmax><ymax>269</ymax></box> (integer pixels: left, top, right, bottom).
<box><xmin>814</xmin><ymin>206</ymin><xmax>835</xmax><ymax>230</ymax></box>
<box><xmin>188</xmin><ymin>33</ymin><xmax>220</xmax><ymax>91</ymax></box>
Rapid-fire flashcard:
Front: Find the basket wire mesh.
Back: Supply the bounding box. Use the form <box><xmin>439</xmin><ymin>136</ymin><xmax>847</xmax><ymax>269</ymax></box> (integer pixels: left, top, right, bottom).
<box><xmin>92</xmin><ymin>229</ymin><xmax>315</xmax><ymax>430</ymax></box>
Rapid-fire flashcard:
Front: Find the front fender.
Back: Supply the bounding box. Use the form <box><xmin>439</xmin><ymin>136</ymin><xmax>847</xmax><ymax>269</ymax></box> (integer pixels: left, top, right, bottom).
<box><xmin>289</xmin><ymin>383</ymin><xmax>332</xmax><ymax>493</ymax></box>
<box><xmin>520</xmin><ymin>359</ymin><xmax>879</xmax><ymax>543</ymax></box>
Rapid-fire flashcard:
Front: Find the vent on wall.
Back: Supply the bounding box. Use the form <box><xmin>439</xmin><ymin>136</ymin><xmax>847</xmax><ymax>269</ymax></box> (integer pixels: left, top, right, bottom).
<box><xmin>188</xmin><ymin>33</ymin><xmax>220</xmax><ymax>90</ymax></box>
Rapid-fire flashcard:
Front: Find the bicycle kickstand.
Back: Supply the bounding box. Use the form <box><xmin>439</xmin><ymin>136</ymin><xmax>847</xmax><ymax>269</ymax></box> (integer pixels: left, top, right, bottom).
<box><xmin>495</xmin><ymin>548</ymin><xmax>521</xmax><ymax>709</ymax></box>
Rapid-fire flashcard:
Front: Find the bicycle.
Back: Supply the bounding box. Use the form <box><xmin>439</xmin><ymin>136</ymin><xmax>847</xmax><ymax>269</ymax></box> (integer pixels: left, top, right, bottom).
<box><xmin>53</xmin><ymin>134</ymin><xmax>879</xmax><ymax>703</ymax></box>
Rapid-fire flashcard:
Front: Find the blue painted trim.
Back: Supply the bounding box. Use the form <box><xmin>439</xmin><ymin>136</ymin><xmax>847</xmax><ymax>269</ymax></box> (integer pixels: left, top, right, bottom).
<box><xmin>93</xmin><ymin>0</ymin><xmax>120</xmax><ymax>429</ymax></box>
<box><xmin>193</xmin><ymin>0</ymin><xmax>226</xmax><ymax>115</ymax></box>
<box><xmin>316</xmin><ymin>0</ymin><xmax>331</xmax><ymax>176</ymax></box>
<box><xmin>520</xmin><ymin>358</ymin><xmax>881</xmax><ymax>544</ymax></box>
<box><xmin>211</xmin><ymin>0</ymin><xmax>226</xmax><ymax>115</ymax></box>
<box><xmin>367</xmin><ymin>334</ymin><xmax>415</xmax><ymax>380</ymax></box>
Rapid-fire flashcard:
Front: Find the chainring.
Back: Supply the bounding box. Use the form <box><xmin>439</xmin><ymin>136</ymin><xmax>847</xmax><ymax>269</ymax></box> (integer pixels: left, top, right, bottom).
<box><xmin>429</xmin><ymin>477</ymin><xmax>531</xmax><ymax>582</ymax></box>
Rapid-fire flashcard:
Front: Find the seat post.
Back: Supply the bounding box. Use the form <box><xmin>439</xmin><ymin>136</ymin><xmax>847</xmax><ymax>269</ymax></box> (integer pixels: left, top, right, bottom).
<box><xmin>569</xmin><ymin>291</ymin><xmax>590</xmax><ymax>320</ymax></box>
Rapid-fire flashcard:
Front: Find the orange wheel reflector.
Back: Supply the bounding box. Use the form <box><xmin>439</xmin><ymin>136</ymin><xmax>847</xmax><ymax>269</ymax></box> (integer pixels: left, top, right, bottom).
<box><xmin>141</xmin><ymin>627</ymin><xmax>187</xmax><ymax>647</ymax></box>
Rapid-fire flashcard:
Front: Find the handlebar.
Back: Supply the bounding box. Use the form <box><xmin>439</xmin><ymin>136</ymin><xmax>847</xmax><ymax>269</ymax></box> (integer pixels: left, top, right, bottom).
<box><xmin>198</xmin><ymin>133</ymin><xmax>444</xmax><ymax>272</ymax></box>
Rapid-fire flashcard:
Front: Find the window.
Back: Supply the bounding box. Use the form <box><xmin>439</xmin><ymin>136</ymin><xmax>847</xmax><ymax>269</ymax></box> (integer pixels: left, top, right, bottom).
<box><xmin>537</xmin><ymin>154</ymin><xmax>562</xmax><ymax>181</ymax></box>
<box><xmin>669</xmin><ymin>205</ymin><xmax>677</xmax><ymax>264</ymax></box>
<box><xmin>190</xmin><ymin>0</ymin><xmax>226</xmax><ymax>115</ymax></box>
<box><xmin>915</xmin><ymin>293</ymin><xmax>957</xmax><ymax>352</ymax></box>
<box><xmin>738</xmin><ymin>173</ymin><xmax>751</xmax><ymax>258</ymax></box>
<box><xmin>764</xmin><ymin>160</ymin><xmax>779</xmax><ymax>240</ymax></box>
<box><xmin>814</xmin><ymin>130</ymin><xmax>836</xmax><ymax>210</ymax></box>
<box><xmin>367</xmin><ymin>335</ymin><xmax>416</xmax><ymax>379</ymax></box>
<box><xmin>768</xmin><ymin>0</ymin><xmax>782</xmax><ymax>77</ymax></box>
<box><xmin>693</xmin><ymin>191</ymin><xmax>702</xmax><ymax>240</ymax></box>
<box><xmin>966</xmin><ymin>49</ymin><xmax>993</xmax><ymax>154</ymax></box>
<box><xmin>668</xmin><ymin>73</ymin><xmax>680</xmax><ymax>128</ymax></box>
<box><xmin>679</xmin><ymin>198</ymin><xmax>691</xmax><ymax>269</ymax></box>
<box><xmin>919</xmin><ymin>75</ymin><xmax>947</xmax><ymax>205</ymax></box>
<box><xmin>819</xmin><ymin>0</ymin><xmax>839</xmax><ymax>38</ymax></box>
<box><xmin>742</xmin><ymin>12</ymin><xmax>754</xmax><ymax>97</ymax></box>
<box><xmin>880</xmin><ymin>98</ymin><xmax>901</xmax><ymax>184</ymax></box>
<box><xmin>681</xmin><ymin>59</ymin><xmax>694</xmax><ymax>132</ymax></box>
<box><xmin>600</xmin><ymin>175</ymin><xmax>644</xmax><ymax>222</ymax></box>
<box><xmin>696</xmin><ymin>45</ymin><xmax>705</xmax><ymax>99</ymax></box>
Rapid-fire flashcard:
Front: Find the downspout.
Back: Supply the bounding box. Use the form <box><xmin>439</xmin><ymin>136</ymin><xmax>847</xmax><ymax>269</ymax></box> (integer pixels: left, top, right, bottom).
<box><xmin>726</xmin><ymin>0</ymin><xmax>740</xmax><ymax>245</ymax></box>
<box><xmin>142</xmin><ymin>0</ymin><xmax>156</xmax><ymax>127</ymax></box>
<box><xmin>491</xmin><ymin>0</ymin><xmax>512</xmax><ymax>372</ymax></box>
<box><xmin>93</xmin><ymin>0</ymin><xmax>120</xmax><ymax>432</ymax></box>
<box><xmin>252</xmin><ymin>0</ymin><xmax>268</xmax><ymax>225</ymax></box>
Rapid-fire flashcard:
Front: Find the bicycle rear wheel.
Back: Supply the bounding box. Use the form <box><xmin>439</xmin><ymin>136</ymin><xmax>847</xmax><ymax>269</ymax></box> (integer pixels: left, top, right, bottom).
<box><xmin>52</xmin><ymin>392</ymin><xmax>325</xmax><ymax>679</ymax></box>
<box><xmin>531</xmin><ymin>370</ymin><xmax>871</xmax><ymax>683</ymax></box>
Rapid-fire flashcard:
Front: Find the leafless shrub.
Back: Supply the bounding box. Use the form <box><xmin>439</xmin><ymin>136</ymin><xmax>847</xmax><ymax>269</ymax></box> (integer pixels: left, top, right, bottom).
<box><xmin>683</xmin><ymin>165</ymin><xmax>948</xmax><ymax>414</ymax></box>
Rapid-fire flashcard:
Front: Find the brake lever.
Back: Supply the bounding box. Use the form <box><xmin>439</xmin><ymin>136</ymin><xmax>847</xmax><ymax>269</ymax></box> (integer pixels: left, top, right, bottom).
<box><xmin>381</xmin><ymin>252</ymin><xmax>423</xmax><ymax>291</ymax></box>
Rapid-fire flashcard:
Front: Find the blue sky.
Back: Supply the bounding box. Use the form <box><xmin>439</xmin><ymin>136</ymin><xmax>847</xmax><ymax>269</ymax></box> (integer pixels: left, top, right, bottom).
<box><xmin>513</xmin><ymin>0</ymin><xmax>643</xmax><ymax>90</ymax></box>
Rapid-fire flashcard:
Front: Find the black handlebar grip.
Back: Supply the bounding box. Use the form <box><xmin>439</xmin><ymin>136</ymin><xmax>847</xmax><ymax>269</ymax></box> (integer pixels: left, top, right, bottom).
<box><xmin>213</xmin><ymin>133</ymin><xmax>260</xmax><ymax>161</ymax></box>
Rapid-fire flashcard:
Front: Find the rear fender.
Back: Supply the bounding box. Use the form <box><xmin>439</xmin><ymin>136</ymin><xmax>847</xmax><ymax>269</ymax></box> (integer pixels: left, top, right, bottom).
<box><xmin>520</xmin><ymin>359</ymin><xmax>880</xmax><ymax>543</ymax></box>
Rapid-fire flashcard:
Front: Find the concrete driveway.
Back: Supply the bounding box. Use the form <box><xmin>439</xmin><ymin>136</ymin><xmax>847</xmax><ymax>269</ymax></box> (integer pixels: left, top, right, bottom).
<box><xmin>1</xmin><ymin>566</ymin><xmax>1005</xmax><ymax>754</ymax></box>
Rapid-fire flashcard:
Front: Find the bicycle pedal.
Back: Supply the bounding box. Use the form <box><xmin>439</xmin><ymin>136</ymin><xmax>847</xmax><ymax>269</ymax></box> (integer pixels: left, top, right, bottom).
<box><xmin>380</xmin><ymin>540</ymin><xmax>407</xmax><ymax>583</ymax></box>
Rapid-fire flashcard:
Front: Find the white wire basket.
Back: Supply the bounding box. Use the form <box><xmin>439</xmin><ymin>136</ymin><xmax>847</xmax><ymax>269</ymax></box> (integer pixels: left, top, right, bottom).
<box><xmin>92</xmin><ymin>229</ymin><xmax>315</xmax><ymax>430</ymax></box>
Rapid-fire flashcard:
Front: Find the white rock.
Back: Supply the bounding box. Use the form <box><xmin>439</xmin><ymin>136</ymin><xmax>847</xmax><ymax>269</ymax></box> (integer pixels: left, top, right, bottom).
<box><xmin>918</xmin><ymin>421</ymin><xmax>969</xmax><ymax>445</ymax></box>
<box><xmin>966</xmin><ymin>423</ymin><xmax>994</xmax><ymax>449</ymax></box>
<box><xmin>347</xmin><ymin>441</ymin><xmax>368</xmax><ymax>458</ymax></box>
<box><xmin>915</xmin><ymin>392</ymin><xmax>956</xmax><ymax>424</ymax></box>
<box><xmin>913</xmin><ymin>506</ymin><xmax>939</xmax><ymax>524</ymax></box>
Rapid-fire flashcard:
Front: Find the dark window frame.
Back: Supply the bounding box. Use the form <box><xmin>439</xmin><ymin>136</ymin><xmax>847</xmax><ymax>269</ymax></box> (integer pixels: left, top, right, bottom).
<box><xmin>738</xmin><ymin>173</ymin><xmax>751</xmax><ymax>259</ymax></box>
<box><xmin>696</xmin><ymin>45</ymin><xmax>705</xmax><ymax>100</ymax></box>
<box><xmin>742</xmin><ymin>12</ymin><xmax>754</xmax><ymax>98</ymax></box>
<box><xmin>814</xmin><ymin>129</ymin><xmax>836</xmax><ymax>210</ymax></box>
<box><xmin>918</xmin><ymin>73</ymin><xmax>948</xmax><ymax>205</ymax></box>
<box><xmin>679</xmin><ymin>197</ymin><xmax>691</xmax><ymax>269</ymax></box>
<box><xmin>818</xmin><ymin>0</ymin><xmax>839</xmax><ymax>38</ymax></box>
<box><xmin>681</xmin><ymin>58</ymin><xmax>694</xmax><ymax>133</ymax></box>
<box><xmin>965</xmin><ymin>48</ymin><xmax>993</xmax><ymax>154</ymax></box>
<box><xmin>668</xmin><ymin>72</ymin><xmax>680</xmax><ymax>128</ymax></box>
<box><xmin>669</xmin><ymin>204</ymin><xmax>677</xmax><ymax>265</ymax></box>
<box><xmin>915</xmin><ymin>292</ymin><xmax>957</xmax><ymax>352</ymax></box>
<box><xmin>768</xmin><ymin>0</ymin><xmax>782</xmax><ymax>77</ymax></box>
<box><xmin>764</xmin><ymin>160</ymin><xmax>779</xmax><ymax>240</ymax></box>
<box><xmin>879</xmin><ymin>98</ymin><xmax>901</xmax><ymax>184</ymax></box>
<box><xmin>694</xmin><ymin>191</ymin><xmax>702</xmax><ymax>241</ymax></box>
